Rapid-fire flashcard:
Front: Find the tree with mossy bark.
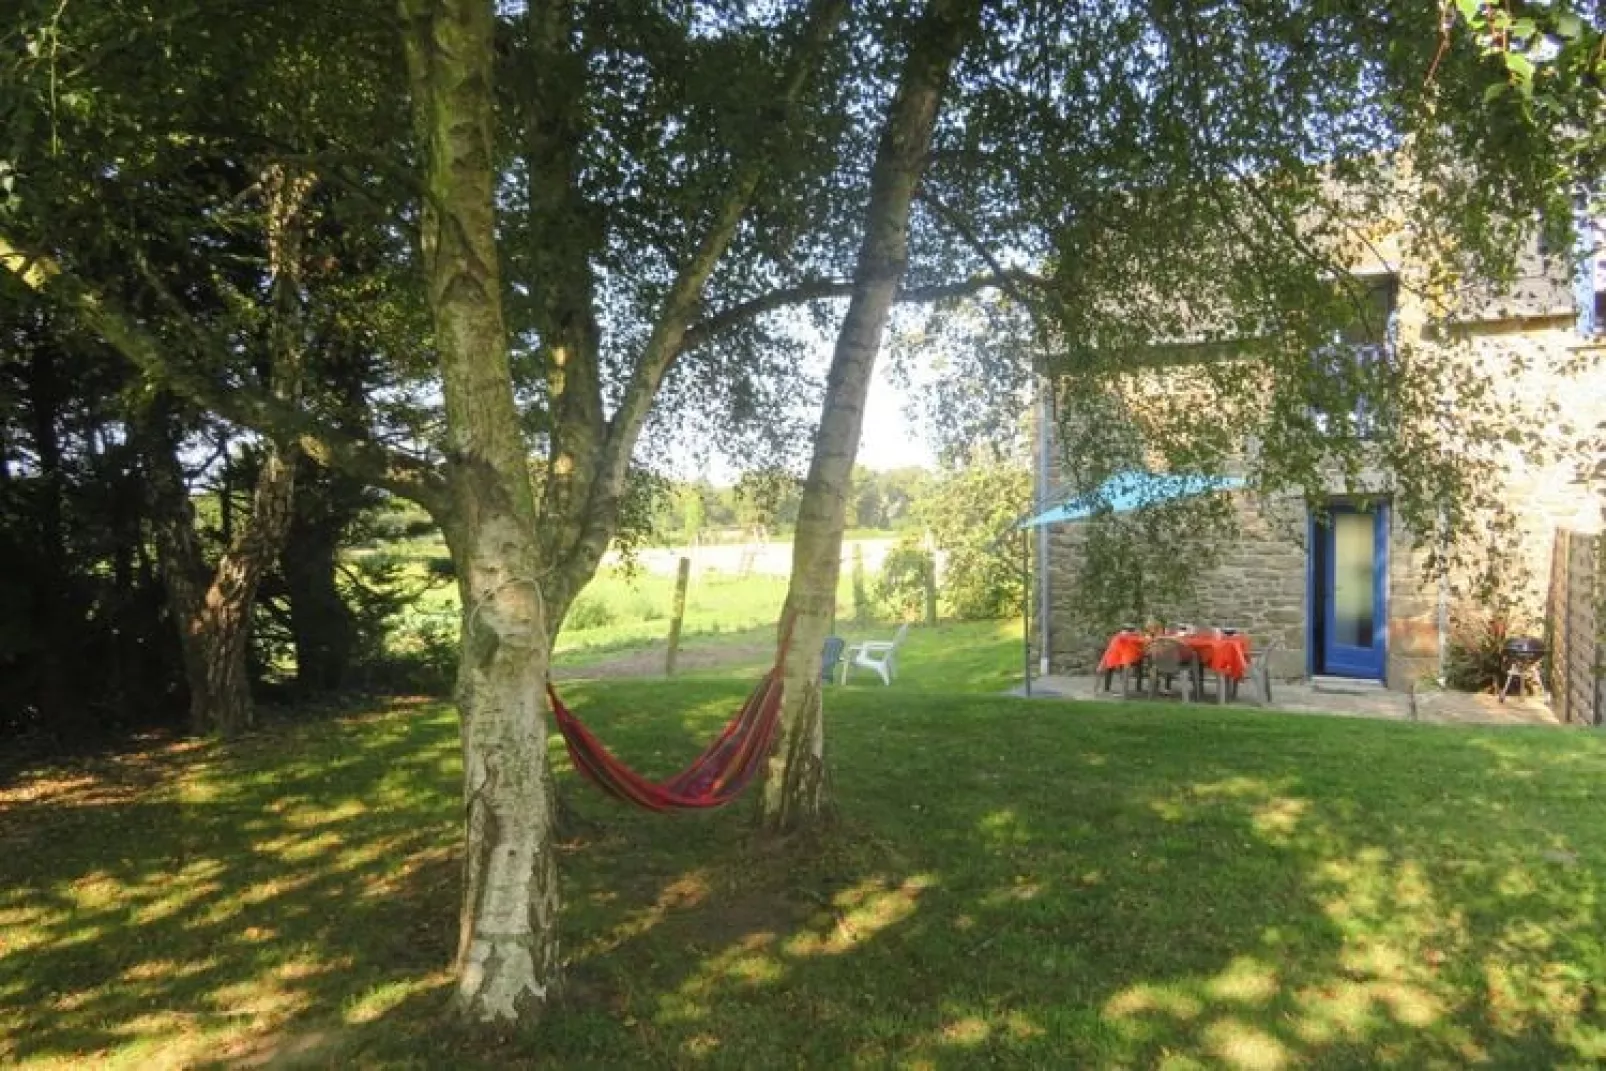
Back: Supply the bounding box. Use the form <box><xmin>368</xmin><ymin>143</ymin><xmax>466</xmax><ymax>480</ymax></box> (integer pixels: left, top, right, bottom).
<box><xmin>760</xmin><ymin>0</ymin><xmax>985</xmax><ymax>833</ymax></box>
<box><xmin>1</xmin><ymin>0</ymin><xmax>429</xmax><ymax>735</ymax></box>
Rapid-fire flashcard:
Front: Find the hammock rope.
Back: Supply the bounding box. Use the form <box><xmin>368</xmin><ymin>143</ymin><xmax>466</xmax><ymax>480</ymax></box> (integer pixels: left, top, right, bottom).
<box><xmin>549</xmin><ymin>615</ymin><xmax>795</xmax><ymax>813</ymax></box>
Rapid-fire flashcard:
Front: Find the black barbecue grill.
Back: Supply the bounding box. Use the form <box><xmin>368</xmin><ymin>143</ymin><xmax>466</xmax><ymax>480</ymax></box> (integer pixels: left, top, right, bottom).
<box><xmin>1498</xmin><ymin>636</ymin><xmax>1546</xmax><ymax>703</ymax></box>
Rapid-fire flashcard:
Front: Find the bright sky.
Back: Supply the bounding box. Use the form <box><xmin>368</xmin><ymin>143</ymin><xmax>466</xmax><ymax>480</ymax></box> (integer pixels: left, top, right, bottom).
<box><xmin>680</xmin><ymin>360</ymin><xmax>934</xmax><ymax>485</ymax></box>
<box><xmin>855</xmin><ymin>360</ymin><xmax>937</xmax><ymax>471</ymax></box>
<box><xmin>783</xmin><ymin>311</ymin><xmax>944</xmax><ymax>475</ymax></box>
<box><xmin>670</xmin><ymin>315</ymin><xmax>941</xmax><ymax>484</ymax></box>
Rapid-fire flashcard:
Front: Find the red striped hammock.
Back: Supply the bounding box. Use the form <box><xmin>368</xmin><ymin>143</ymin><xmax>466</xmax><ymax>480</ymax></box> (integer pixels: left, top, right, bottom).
<box><xmin>549</xmin><ymin>664</ymin><xmax>785</xmax><ymax>813</ymax></box>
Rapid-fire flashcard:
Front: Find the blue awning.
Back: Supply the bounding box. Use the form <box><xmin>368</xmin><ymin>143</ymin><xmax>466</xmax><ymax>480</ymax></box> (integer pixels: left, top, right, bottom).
<box><xmin>1017</xmin><ymin>471</ymin><xmax>1244</xmax><ymax>529</ymax></box>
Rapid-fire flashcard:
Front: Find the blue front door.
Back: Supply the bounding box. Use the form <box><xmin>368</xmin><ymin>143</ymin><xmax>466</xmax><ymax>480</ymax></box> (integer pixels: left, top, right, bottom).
<box><xmin>1315</xmin><ymin>504</ymin><xmax>1387</xmax><ymax>679</ymax></box>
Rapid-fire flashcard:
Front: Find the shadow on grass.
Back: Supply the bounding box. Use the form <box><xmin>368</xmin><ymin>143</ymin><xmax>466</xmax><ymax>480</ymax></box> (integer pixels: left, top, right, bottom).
<box><xmin>4</xmin><ymin>682</ymin><xmax>1605</xmax><ymax>1067</ymax></box>
<box><xmin>0</xmin><ymin>702</ymin><xmax>464</xmax><ymax>1067</ymax></box>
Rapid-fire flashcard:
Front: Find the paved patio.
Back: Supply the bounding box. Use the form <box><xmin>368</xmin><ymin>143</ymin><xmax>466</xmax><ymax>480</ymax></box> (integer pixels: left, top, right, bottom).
<box><xmin>1009</xmin><ymin>674</ymin><xmax>1562</xmax><ymax>727</ymax></box>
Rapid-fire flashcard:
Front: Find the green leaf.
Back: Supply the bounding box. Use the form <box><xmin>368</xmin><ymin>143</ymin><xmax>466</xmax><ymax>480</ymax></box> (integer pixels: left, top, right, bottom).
<box><xmin>1556</xmin><ymin>13</ymin><xmax>1584</xmax><ymax>40</ymax></box>
<box><xmin>1454</xmin><ymin>0</ymin><xmax>1484</xmax><ymax>24</ymax></box>
<box><xmin>1510</xmin><ymin>18</ymin><xmax>1537</xmax><ymax>41</ymax></box>
<box><xmin>1505</xmin><ymin>52</ymin><xmax>1535</xmax><ymax>92</ymax></box>
<box><xmin>1483</xmin><ymin>81</ymin><xmax>1508</xmax><ymax>104</ymax></box>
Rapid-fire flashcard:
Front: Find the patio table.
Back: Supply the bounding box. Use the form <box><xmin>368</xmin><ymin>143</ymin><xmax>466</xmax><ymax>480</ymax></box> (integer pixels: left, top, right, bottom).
<box><xmin>1182</xmin><ymin>634</ymin><xmax>1250</xmax><ymax>682</ymax></box>
<box><xmin>1097</xmin><ymin>631</ymin><xmax>1252</xmax><ymax>698</ymax></box>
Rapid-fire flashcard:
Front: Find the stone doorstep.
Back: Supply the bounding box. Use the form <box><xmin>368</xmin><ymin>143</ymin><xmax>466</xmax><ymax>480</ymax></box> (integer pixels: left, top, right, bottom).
<box><xmin>1310</xmin><ymin>674</ymin><xmax>1387</xmax><ymax>694</ymax></box>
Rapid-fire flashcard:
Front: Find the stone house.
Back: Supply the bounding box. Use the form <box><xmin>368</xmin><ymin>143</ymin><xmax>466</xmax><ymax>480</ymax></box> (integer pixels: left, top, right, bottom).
<box><xmin>1032</xmin><ymin>221</ymin><xmax>1606</xmax><ymax>690</ymax></box>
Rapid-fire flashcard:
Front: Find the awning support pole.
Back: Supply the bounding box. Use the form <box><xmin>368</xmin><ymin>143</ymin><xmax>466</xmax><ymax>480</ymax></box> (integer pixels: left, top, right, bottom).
<box><xmin>1023</xmin><ymin>526</ymin><xmax>1033</xmax><ymax>697</ymax></box>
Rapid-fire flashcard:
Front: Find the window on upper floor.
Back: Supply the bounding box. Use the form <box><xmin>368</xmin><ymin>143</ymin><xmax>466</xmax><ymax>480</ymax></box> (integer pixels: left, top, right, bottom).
<box><xmin>1310</xmin><ymin>275</ymin><xmax>1396</xmax><ymax>438</ymax></box>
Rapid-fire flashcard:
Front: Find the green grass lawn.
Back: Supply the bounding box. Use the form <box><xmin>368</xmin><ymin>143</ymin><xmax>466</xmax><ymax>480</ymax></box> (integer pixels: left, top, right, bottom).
<box><xmin>3</xmin><ymin>630</ymin><xmax>1605</xmax><ymax>1068</ymax></box>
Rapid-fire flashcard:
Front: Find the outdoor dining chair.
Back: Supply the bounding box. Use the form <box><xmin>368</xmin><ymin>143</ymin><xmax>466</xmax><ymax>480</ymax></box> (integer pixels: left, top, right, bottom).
<box><xmin>1192</xmin><ymin>628</ymin><xmax>1231</xmax><ymax>703</ymax></box>
<box><xmin>1238</xmin><ymin>639</ymin><xmax>1281</xmax><ymax>705</ymax></box>
<box><xmin>1197</xmin><ymin>661</ymin><xmax>1230</xmax><ymax>704</ymax></box>
<box><xmin>1146</xmin><ymin>637</ymin><xmax>1199</xmax><ymax>701</ymax></box>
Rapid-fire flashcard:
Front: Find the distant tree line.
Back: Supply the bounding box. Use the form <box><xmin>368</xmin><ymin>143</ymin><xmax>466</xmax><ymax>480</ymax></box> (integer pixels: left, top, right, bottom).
<box><xmin>653</xmin><ymin>465</ymin><xmax>935</xmax><ymax>542</ymax></box>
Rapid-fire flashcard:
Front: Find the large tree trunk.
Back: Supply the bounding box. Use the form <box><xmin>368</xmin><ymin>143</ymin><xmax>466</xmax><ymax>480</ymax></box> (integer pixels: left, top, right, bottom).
<box><xmin>144</xmin><ymin>163</ymin><xmax>310</xmax><ymax>738</ymax></box>
<box><xmin>190</xmin><ymin>585</ymin><xmax>259</xmax><ymax>737</ymax></box>
<box><xmin>758</xmin><ymin>0</ymin><xmax>980</xmax><ymax>834</ymax></box>
<box><xmin>283</xmin><ymin>458</ymin><xmax>360</xmax><ymax>694</ymax></box>
<box><xmin>145</xmin><ymin>429</ymin><xmax>299</xmax><ymax>737</ymax></box>
<box><xmin>401</xmin><ymin>0</ymin><xmax>559</xmax><ymax>1022</ymax></box>
<box><xmin>444</xmin><ymin>519</ymin><xmax>559</xmax><ymax>1021</ymax></box>
<box><xmin>107</xmin><ymin>451</ymin><xmax>144</xmax><ymax>724</ymax></box>
<box><xmin>142</xmin><ymin>433</ymin><xmax>215</xmax><ymax>733</ymax></box>
<box><xmin>284</xmin><ymin>528</ymin><xmax>352</xmax><ymax>694</ymax></box>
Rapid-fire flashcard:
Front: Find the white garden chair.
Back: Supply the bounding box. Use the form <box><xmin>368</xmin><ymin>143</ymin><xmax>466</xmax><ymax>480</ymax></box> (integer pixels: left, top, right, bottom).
<box><xmin>842</xmin><ymin>622</ymin><xmax>910</xmax><ymax>686</ymax></box>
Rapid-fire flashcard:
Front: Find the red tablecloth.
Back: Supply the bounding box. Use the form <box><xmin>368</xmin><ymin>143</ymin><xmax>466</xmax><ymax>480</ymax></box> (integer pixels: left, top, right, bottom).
<box><xmin>1183</xmin><ymin>634</ymin><xmax>1250</xmax><ymax>681</ymax></box>
<box><xmin>1097</xmin><ymin>632</ymin><xmax>1251</xmax><ymax>681</ymax></box>
<box><xmin>1097</xmin><ymin>633</ymin><xmax>1148</xmax><ymax>673</ymax></box>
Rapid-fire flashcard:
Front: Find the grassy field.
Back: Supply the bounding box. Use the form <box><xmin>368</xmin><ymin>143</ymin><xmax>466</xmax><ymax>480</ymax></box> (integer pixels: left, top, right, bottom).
<box><xmin>361</xmin><ymin>514</ymin><xmax>923</xmax><ymax>677</ymax></box>
<box><xmin>4</xmin><ymin>624</ymin><xmax>1605</xmax><ymax>1068</ymax></box>
<box><xmin>388</xmin><ymin>554</ymin><xmax>879</xmax><ymax>670</ymax></box>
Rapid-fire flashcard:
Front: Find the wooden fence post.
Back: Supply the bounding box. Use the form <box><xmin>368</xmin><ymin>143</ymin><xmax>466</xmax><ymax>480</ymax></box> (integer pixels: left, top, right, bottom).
<box><xmin>665</xmin><ymin>556</ymin><xmax>691</xmax><ymax>676</ymax></box>
<box><xmin>852</xmin><ymin>543</ymin><xmax>868</xmax><ymax>625</ymax></box>
<box><xmin>923</xmin><ymin>553</ymin><xmax>938</xmax><ymax>626</ymax></box>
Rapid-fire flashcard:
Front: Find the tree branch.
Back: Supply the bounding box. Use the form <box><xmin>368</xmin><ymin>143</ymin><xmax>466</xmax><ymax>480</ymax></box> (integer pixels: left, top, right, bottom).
<box><xmin>550</xmin><ymin>0</ymin><xmax>850</xmax><ymax>598</ymax></box>
<box><xmin>520</xmin><ymin>0</ymin><xmax>610</xmax><ymax>565</ymax></box>
<box><xmin>681</xmin><ymin>269</ymin><xmax>1052</xmax><ymax>350</ymax></box>
<box><xmin>919</xmin><ymin>190</ymin><xmax>1059</xmax><ymax>347</ymax></box>
<box><xmin>0</xmin><ymin>235</ymin><xmax>451</xmax><ymax>515</ymax></box>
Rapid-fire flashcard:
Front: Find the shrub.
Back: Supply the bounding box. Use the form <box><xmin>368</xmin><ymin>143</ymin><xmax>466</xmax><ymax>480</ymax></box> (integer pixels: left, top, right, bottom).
<box><xmin>1444</xmin><ymin>609</ymin><xmax>1518</xmax><ymax>693</ymax></box>
<box><xmin>918</xmin><ymin>460</ymin><xmax>1031</xmax><ymax>621</ymax></box>
<box><xmin>629</xmin><ymin>592</ymin><xmax>667</xmax><ymax>623</ymax></box>
<box><xmin>877</xmin><ymin>540</ymin><xmax>933</xmax><ymax>621</ymax></box>
<box><xmin>566</xmin><ymin>595</ymin><xmax>616</xmax><ymax>631</ymax></box>
<box><xmin>364</xmin><ymin>609</ymin><xmax>459</xmax><ymax>695</ymax></box>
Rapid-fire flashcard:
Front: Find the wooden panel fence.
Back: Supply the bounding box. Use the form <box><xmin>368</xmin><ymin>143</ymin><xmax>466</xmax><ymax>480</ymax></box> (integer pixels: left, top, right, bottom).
<box><xmin>1546</xmin><ymin>529</ymin><xmax>1604</xmax><ymax>727</ymax></box>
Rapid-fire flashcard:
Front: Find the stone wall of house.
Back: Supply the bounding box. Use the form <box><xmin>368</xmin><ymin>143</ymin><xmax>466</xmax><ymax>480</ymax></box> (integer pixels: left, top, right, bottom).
<box><xmin>1167</xmin><ymin>494</ymin><xmax>1309</xmax><ymax>679</ymax></box>
<box><xmin>1034</xmin><ymin>491</ymin><xmax>1310</xmax><ymax>680</ymax></box>
<box><xmin>1445</xmin><ymin>325</ymin><xmax>1606</xmax><ymax>636</ymax></box>
<box><xmin>1387</xmin><ymin>511</ymin><xmax>1440</xmax><ymax>690</ymax></box>
<box><xmin>1033</xmin><ymin>519</ymin><xmax>1095</xmax><ymax>674</ymax></box>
